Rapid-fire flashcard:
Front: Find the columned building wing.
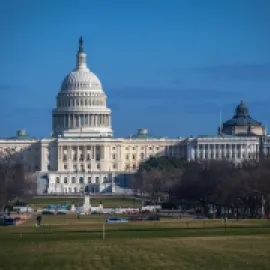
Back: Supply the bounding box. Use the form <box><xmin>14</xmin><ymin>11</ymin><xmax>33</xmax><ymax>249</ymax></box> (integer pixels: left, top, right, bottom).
<box><xmin>187</xmin><ymin>135</ymin><xmax>260</xmax><ymax>162</ymax></box>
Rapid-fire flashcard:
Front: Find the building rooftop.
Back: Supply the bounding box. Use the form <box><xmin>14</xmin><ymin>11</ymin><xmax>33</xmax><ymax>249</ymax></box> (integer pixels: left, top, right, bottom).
<box><xmin>7</xmin><ymin>130</ymin><xmax>36</xmax><ymax>140</ymax></box>
<box><xmin>223</xmin><ymin>101</ymin><xmax>262</xmax><ymax>127</ymax></box>
<box><xmin>128</xmin><ymin>129</ymin><xmax>160</xmax><ymax>139</ymax></box>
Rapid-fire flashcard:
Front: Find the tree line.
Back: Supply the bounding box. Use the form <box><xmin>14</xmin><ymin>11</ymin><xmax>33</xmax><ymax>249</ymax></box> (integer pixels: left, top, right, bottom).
<box><xmin>132</xmin><ymin>156</ymin><xmax>270</xmax><ymax>218</ymax></box>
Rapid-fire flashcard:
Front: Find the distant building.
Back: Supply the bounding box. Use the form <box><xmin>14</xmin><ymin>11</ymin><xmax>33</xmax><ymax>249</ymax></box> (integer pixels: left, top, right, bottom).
<box><xmin>0</xmin><ymin>38</ymin><xmax>267</xmax><ymax>195</ymax></box>
<box><xmin>219</xmin><ymin>101</ymin><xmax>266</xmax><ymax>136</ymax></box>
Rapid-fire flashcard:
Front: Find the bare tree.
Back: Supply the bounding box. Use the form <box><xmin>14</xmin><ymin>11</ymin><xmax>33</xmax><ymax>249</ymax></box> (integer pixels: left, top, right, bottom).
<box><xmin>0</xmin><ymin>149</ymin><xmax>36</xmax><ymax>214</ymax></box>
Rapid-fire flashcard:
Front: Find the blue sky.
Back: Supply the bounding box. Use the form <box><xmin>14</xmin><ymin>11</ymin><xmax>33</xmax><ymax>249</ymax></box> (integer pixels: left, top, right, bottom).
<box><xmin>1</xmin><ymin>0</ymin><xmax>270</xmax><ymax>138</ymax></box>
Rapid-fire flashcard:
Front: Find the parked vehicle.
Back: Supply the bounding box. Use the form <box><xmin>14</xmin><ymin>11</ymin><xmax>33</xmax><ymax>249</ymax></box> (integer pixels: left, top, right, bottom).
<box><xmin>128</xmin><ymin>216</ymin><xmax>144</xmax><ymax>222</ymax></box>
<box><xmin>0</xmin><ymin>217</ymin><xmax>17</xmax><ymax>226</ymax></box>
<box><xmin>106</xmin><ymin>217</ymin><xmax>128</xmax><ymax>223</ymax></box>
<box><xmin>42</xmin><ymin>210</ymin><xmax>54</xmax><ymax>215</ymax></box>
<box><xmin>56</xmin><ymin>211</ymin><xmax>66</xmax><ymax>215</ymax></box>
<box><xmin>144</xmin><ymin>214</ymin><xmax>160</xmax><ymax>221</ymax></box>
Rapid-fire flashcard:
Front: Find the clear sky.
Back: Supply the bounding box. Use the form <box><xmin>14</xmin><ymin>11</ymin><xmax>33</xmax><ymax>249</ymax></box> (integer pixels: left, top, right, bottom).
<box><xmin>1</xmin><ymin>0</ymin><xmax>270</xmax><ymax>138</ymax></box>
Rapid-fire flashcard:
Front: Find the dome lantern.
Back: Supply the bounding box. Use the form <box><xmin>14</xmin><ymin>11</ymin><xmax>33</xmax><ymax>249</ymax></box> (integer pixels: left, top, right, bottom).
<box><xmin>75</xmin><ymin>36</ymin><xmax>88</xmax><ymax>71</ymax></box>
<box><xmin>235</xmin><ymin>100</ymin><xmax>249</xmax><ymax>117</ymax></box>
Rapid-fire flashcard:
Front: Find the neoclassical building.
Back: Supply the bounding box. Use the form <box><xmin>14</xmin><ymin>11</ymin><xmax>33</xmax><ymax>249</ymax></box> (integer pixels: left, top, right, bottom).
<box><xmin>219</xmin><ymin>100</ymin><xmax>266</xmax><ymax>136</ymax></box>
<box><xmin>0</xmin><ymin>38</ymin><xmax>267</xmax><ymax>195</ymax></box>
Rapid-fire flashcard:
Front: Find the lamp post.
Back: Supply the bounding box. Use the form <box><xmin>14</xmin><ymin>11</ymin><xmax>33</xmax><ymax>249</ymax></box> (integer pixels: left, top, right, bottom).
<box><xmin>133</xmin><ymin>194</ymin><xmax>135</xmax><ymax>211</ymax></box>
<box><xmin>261</xmin><ymin>193</ymin><xmax>265</xmax><ymax>218</ymax></box>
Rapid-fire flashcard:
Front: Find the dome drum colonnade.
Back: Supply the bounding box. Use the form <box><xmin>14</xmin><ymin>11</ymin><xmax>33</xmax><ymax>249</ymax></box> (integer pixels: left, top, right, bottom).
<box><xmin>52</xmin><ymin>37</ymin><xmax>113</xmax><ymax>137</ymax></box>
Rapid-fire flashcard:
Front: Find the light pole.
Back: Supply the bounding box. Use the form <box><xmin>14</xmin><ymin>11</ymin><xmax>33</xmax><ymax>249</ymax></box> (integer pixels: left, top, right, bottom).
<box><xmin>261</xmin><ymin>193</ymin><xmax>265</xmax><ymax>218</ymax></box>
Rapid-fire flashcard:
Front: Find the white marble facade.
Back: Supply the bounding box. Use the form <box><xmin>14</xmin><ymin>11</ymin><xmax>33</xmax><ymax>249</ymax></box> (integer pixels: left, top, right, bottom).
<box><xmin>0</xmin><ymin>38</ymin><xmax>266</xmax><ymax>195</ymax></box>
<box><xmin>1</xmin><ymin>131</ymin><xmax>261</xmax><ymax>195</ymax></box>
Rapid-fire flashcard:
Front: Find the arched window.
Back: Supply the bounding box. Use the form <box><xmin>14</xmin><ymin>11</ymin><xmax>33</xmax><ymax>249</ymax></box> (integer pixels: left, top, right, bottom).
<box><xmin>64</xmin><ymin>177</ymin><xmax>67</xmax><ymax>184</ymax></box>
<box><xmin>72</xmin><ymin>177</ymin><xmax>76</xmax><ymax>184</ymax></box>
<box><xmin>79</xmin><ymin>177</ymin><xmax>84</xmax><ymax>184</ymax></box>
<box><xmin>74</xmin><ymin>187</ymin><xmax>77</xmax><ymax>193</ymax></box>
<box><xmin>56</xmin><ymin>177</ymin><xmax>60</xmax><ymax>184</ymax></box>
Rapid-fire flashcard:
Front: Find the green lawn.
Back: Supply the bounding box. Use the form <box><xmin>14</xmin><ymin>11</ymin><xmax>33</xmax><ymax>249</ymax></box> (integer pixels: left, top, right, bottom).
<box><xmin>28</xmin><ymin>196</ymin><xmax>142</xmax><ymax>208</ymax></box>
<box><xmin>0</xmin><ymin>217</ymin><xmax>270</xmax><ymax>270</ymax></box>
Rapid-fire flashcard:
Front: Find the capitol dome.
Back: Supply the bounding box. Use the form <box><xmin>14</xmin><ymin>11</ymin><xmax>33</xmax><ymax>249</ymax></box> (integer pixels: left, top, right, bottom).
<box><xmin>61</xmin><ymin>68</ymin><xmax>103</xmax><ymax>92</ymax></box>
<box><xmin>52</xmin><ymin>37</ymin><xmax>113</xmax><ymax>138</ymax></box>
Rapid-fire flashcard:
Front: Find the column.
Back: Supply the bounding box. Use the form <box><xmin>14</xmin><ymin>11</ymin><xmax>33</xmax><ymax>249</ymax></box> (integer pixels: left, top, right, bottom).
<box><xmin>76</xmin><ymin>146</ymin><xmax>79</xmax><ymax>166</ymax></box>
<box><xmin>67</xmin><ymin>146</ymin><xmax>71</xmax><ymax>170</ymax></box>
<box><xmin>58</xmin><ymin>146</ymin><xmax>62</xmax><ymax>159</ymax></box>
<box><xmin>84</xmin><ymin>146</ymin><xmax>87</xmax><ymax>160</ymax></box>
<box><xmin>100</xmin><ymin>146</ymin><xmax>105</xmax><ymax>159</ymax></box>
<box><xmin>229</xmin><ymin>144</ymin><xmax>233</xmax><ymax>159</ymax></box>
<box><xmin>82</xmin><ymin>114</ymin><xmax>85</xmax><ymax>126</ymax></box>
<box><xmin>202</xmin><ymin>144</ymin><xmax>205</xmax><ymax>159</ymax></box>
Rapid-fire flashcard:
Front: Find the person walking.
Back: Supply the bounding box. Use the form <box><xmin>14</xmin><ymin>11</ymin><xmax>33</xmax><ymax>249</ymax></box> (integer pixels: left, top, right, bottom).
<box><xmin>36</xmin><ymin>214</ymin><xmax>42</xmax><ymax>227</ymax></box>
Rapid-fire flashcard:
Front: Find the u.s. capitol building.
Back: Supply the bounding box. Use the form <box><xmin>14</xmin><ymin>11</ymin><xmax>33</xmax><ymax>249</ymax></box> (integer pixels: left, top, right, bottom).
<box><xmin>1</xmin><ymin>38</ymin><xmax>269</xmax><ymax>195</ymax></box>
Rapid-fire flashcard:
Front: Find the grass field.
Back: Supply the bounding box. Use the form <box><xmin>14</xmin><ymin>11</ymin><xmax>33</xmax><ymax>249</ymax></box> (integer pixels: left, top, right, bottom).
<box><xmin>0</xmin><ymin>215</ymin><xmax>270</xmax><ymax>270</ymax></box>
<box><xmin>28</xmin><ymin>196</ymin><xmax>142</xmax><ymax>208</ymax></box>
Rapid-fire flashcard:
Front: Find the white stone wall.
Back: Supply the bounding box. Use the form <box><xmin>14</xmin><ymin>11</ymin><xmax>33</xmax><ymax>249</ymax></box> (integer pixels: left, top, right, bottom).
<box><xmin>0</xmin><ymin>140</ymin><xmax>41</xmax><ymax>172</ymax></box>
